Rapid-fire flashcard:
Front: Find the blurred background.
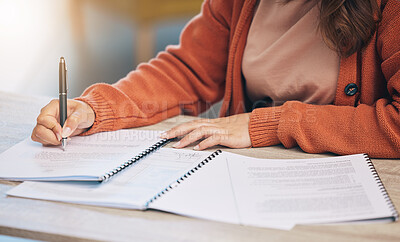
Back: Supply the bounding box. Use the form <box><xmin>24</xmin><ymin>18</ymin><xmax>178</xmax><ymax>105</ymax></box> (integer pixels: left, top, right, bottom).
<box><xmin>0</xmin><ymin>0</ymin><xmax>203</xmax><ymax>98</ymax></box>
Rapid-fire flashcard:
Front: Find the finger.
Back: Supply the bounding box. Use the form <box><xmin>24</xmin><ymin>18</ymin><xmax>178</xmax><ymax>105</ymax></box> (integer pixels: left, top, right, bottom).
<box><xmin>36</xmin><ymin>114</ymin><xmax>63</xmax><ymax>141</ymax></box>
<box><xmin>37</xmin><ymin>99</ymin><xmax>63</xmax><ymax>140</ymax></box>
<box><xmin>40</xmin><ymin>99</ymin><xmax>59</xmax><ymax>117</ymax></box>
<box><xmin>71</xmin><ymin>128</ymin><xmax>86</xmax><ymax>136</ymax></box>
<box><xmin>31</xmin><ymin>126</ymin><xmax>44</xmax><ymax>143</ymax></box>
<box><xmin>63</xmin><ymin>100</ymin><xmax>94</xmax><ymax>137</ymax></box>
<box><xmin>32</xmin><ymin>124</ymin><xmax>60</xmax><ymax>145</ymax></box>
<box><xmin>161</xmin><ymin>119</ymin><xmax>213</xmax><ymax>139</ymax></box>
<box><xmin>31</xmin><ymin>134</ymin><xmax>52</xmax><ymax>146</ymax></box>
<box><xmin>194</xmin><ymin>134</ymin><xmax>228</xmax><ymax>150</ymax></box>
<box><xmin>71</xmin><ymin>101</ymin><xmax>96</xmax><ymax>129</ymax></box>
<box><xmin>173</xmin><ymin>126</ymin><xmax>222</xmax><ymax>148</ymax></box>
<box><xmin>61</xmin><ymin>110</ymin><xmax>88</xmax><ymax>138</ymax></box>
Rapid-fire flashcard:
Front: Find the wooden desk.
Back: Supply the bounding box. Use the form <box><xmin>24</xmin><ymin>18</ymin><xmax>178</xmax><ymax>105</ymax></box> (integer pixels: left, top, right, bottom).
<box><xmin>0</xmin><ymin>91</ymin><xmax>399</xmax><ymax>241</ymax></box>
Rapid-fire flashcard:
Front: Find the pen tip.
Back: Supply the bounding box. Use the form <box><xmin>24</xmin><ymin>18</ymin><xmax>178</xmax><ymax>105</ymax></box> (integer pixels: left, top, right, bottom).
<box><xmin>61</xmin><ymin>138</ymin><xmax>66</xmax><ymax>151</ymax></box>
<box><xmin>60</xmin><ymin>57</ymin><xmax>65</xmax><ymax>63</ymax></box>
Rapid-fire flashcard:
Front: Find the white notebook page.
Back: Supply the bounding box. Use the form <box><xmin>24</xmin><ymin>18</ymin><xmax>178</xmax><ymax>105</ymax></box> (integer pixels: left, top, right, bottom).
<box><xmin>0</xmin><ymin>130</ymin><xmax>162</xmax><ymax>180</ymax></box>
<box><xmin>225</xmin><ymin>152</ymin><xmax>395</xmax><ymax>226</ymax></box>
<box><xmin>7</xmin><ymin>148</ymin><xmax>212</xmax><ymax>209</ymax></box>
<box><xmin>149</xmin><ymin>152</ymin><xmax>295</xmax><ymax>230</ymax></box>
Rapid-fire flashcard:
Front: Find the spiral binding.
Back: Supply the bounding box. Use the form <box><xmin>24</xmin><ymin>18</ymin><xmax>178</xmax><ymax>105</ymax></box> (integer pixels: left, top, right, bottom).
<box><xmin>100</xmin><ymin>138</ymin><xmax>171</xmax><ymax>182</ymax></box>
<box><xmin>145</xmin><ymin>149</ymin><xmax>222</xmax><ymax>207</ymax></box>
<box><xmin>364</xmin><ymin>154</ymin><xmax>399</xmax><ymax>221</ymax></box>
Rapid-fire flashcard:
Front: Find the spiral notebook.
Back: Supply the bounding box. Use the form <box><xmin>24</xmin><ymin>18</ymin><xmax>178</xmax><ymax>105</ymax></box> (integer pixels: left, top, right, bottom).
<box><xmin>8</xmin><ymin>150</ymin><xmax>398</xmax><ymax>230</ymax></box>
<box><xmin>0</xmin><ymin>130</ymin><xmax>173</xmax><ymax>181</ymax></box>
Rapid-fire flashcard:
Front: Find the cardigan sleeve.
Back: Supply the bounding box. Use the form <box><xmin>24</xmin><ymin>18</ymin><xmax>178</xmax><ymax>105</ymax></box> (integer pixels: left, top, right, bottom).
<box><xmin>250</xmin><ymin>0</ymin><xmax>400</xmax><ymax>158</ymax></box>
<box><xmin>75</xmin><ymin>0</ymin><xmax>232</xmax><ymax>135</ymax></box>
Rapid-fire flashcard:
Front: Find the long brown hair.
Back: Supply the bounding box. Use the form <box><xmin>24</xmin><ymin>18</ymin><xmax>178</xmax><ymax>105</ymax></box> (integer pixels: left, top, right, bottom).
<box><xmin>287</xmin><ymin>0</ymin><xmax>381</xmax><ymax>57</ymax></box>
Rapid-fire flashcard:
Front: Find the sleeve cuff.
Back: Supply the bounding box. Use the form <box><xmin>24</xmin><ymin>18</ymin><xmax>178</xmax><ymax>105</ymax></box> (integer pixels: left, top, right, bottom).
<box><xmin>74</xmin><ymin>91</ymin><xmax>115</xmax><ymax>136</ymax></box>
<box><xmin>249</xmin><ymin>106</ymin><xmax>282</xmax><ymax>147</ymax></box>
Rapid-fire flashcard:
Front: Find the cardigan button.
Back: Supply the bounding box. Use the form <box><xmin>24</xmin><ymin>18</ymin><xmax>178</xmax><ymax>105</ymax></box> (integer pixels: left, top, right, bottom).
<box><xmin>344</xmin><ymin>83</ymin><xmax>358</xmax><ymax>96</ymax></box>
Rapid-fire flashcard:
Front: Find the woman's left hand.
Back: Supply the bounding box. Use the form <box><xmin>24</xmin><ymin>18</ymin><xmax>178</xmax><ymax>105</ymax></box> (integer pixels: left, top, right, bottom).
<box><xmin>160</xmin><ymin>113</ymin><xmax>252</xmax><ymax>150</ymax></box>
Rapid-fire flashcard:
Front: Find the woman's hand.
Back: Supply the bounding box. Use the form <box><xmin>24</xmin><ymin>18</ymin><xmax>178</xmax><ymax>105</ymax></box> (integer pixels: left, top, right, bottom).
<box><xmin>31</xmin><ymin>99</ymin><xmax>95</xmax><ymax>145</ymax></box>
<box><xmin>161</xmin><ymin>113</ymin><xmax>252</xmax><ymax>150</ymax></box>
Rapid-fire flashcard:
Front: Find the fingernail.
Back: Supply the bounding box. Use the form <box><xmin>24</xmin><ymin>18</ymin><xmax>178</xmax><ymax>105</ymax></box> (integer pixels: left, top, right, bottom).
<box><xmin>193</xmin><ymin>145</ymin><xmax>199</xmax><ymax>150</ymax></box>
<box><xmin>62</xmin><ymin>127</ymin><xmax>72</xmax><ymax>138</ymax></box>
<box><xmin>160</xmin><ymin>132</ymin><xmax>167</xmax><ymax>138</ymax></box>
<box><xmin>172</xmin><ymin>141</ymin><xmax>181</xmax><ymax>148</ymax></box>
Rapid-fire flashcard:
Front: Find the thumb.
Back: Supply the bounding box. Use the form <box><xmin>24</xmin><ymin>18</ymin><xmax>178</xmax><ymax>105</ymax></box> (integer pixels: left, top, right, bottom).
<box><xmin>61</xmin><ymin>110</ymin><xmax>84</xmax><ymax>138</ymax></box>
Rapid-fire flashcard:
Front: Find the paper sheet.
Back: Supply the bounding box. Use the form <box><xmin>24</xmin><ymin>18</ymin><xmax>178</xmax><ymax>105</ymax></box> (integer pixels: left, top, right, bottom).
<box><xmin>0</xmin><ymin>130</ymin><xmax>163</xmax><ymax>180</ymax></box>
<box><xmin>7</xmin><ymin>149</ymin><xmax>395</xmax><ymax>230</ymax></box>
<box><xmin>7</xmin><ymin>148</ymin><xmax>212</xmax><ymax>209</ymax></box>
<box><xmin>225</xmin><ymin>152</ymin><xmax>395</xmax><ymax>226</ymax></box>
<box><xmin>149</xmin><ymin>152</ymin><xmax>295</xmax><ymax>230</ymax></box>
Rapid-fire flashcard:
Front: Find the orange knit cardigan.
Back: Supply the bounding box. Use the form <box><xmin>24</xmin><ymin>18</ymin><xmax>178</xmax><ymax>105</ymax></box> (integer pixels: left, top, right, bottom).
<box><xmin>76</xmin><ymin>0</ymin><xmax>400</xmax><ymax>158</ymax></box>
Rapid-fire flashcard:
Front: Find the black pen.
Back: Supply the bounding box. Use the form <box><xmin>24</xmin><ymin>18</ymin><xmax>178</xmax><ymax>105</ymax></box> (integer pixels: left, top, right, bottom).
<box><xmin>59</xmin><ymin>57</ymin><xmax>67</xmax><ymax>151</ymax></box>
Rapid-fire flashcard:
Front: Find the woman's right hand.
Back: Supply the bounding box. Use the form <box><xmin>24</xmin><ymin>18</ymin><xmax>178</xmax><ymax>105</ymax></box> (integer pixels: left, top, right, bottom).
<box><xmin>31</xmin><ymin>99</ymin><xmax>95</xmax><ymax>145</ymax></box>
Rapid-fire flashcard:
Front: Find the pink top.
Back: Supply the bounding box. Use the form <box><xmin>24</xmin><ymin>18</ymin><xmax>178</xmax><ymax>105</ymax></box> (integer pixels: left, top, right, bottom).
<box><xmin>242</xmin><ymin>0</ymin><xmax>340</xmax><ymax>107</ymax></box>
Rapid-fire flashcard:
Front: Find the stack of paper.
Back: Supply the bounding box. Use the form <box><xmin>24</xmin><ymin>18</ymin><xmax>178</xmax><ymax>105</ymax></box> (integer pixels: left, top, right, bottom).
<box><xmin>1</xmin><ymin>130</ymin><xmax>397</xmax><ymax>230</ymax></box>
